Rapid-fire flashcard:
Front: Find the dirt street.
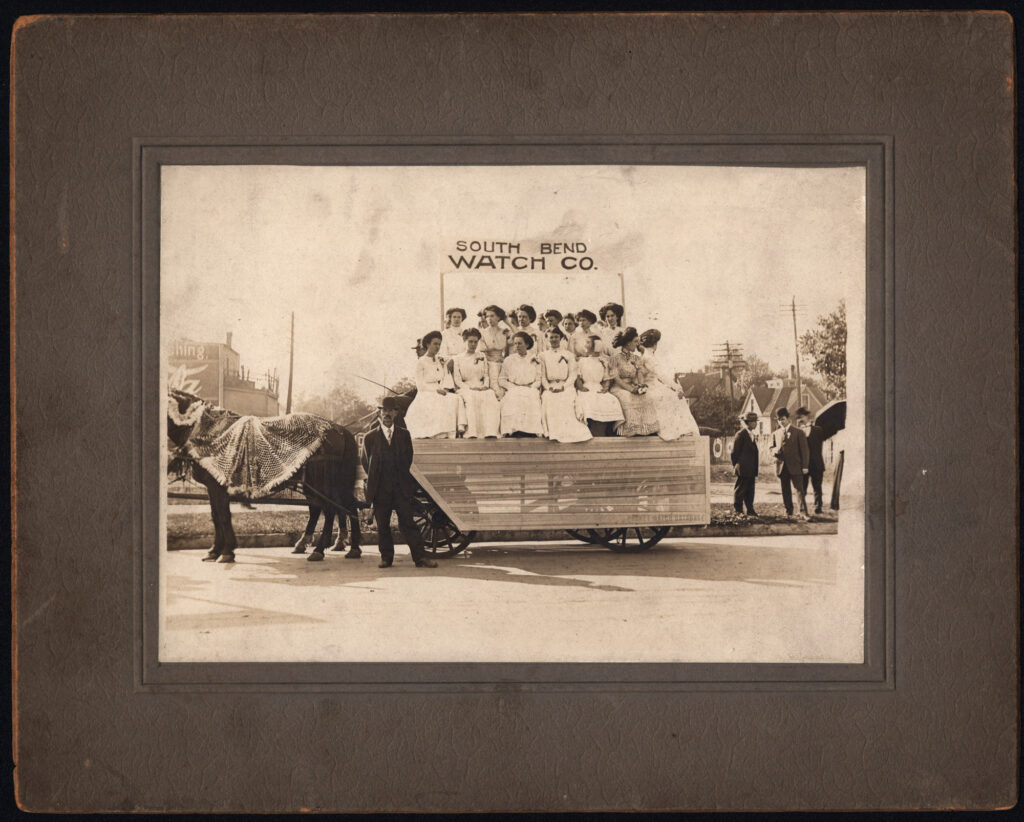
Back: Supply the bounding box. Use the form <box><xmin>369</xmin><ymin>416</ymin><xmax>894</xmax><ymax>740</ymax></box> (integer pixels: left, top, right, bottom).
<box><xmin>160</xmin><ymin>513</ymin><xmax>864</xmax><ymax>665</ymax></box>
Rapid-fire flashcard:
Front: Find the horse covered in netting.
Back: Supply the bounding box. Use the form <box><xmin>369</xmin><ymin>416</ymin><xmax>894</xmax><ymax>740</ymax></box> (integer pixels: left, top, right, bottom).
<box><xmin>167</xmin><ymin>381</ymin><xmax>362</xmax><ymax>564</ymax></box>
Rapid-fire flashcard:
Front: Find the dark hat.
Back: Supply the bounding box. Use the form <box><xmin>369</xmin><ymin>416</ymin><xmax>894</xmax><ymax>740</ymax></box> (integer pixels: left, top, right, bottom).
<box><xmin>795</xmin><ymin>406</ymin><xmax>811</xmax><ymax>417</ymax></box>
<box><xmin>379</xmin><ymin>396</ymin><xmax>401</xmax><ymax>411</ymax></box>
<box><xmin>776</xmin><ymin>407</ymin><xmax>790</xmax><ymax>418</ymax></box>
<box><xmin>743</xmin><ymin>412</ymin><xmax>759</xmax><ymax>423</ymax></box>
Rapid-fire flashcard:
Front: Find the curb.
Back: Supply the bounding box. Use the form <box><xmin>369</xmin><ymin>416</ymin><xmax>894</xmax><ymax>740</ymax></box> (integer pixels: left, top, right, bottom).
<box><xmin>166</xmin><ymin>521</ymin><xmax>839</xmax><ymax>550</ymax></box>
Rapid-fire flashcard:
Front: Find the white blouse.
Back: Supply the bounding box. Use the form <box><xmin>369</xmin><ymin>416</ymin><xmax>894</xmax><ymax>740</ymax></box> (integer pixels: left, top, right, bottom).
<box><xmin>415</xmin><ymin>355</ymin><xmax>448</xmax><ymax>392</ymax></box>
<box><xmin>499</xmin><ymin>353</ymin><xmax>541</xmax><ymax>389</ymax></box>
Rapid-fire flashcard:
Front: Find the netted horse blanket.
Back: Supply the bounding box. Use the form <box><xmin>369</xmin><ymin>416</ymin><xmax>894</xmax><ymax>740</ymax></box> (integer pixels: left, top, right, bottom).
<box><xmin>183</xmin><ymin>409</ymin><xmax>334</xmax><ymax>498</ymax></box>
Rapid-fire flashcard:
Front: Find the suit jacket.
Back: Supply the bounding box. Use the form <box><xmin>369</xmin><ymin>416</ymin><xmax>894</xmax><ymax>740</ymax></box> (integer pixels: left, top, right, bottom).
<box><xmin>772</xmin><ymin>424</ymin><xmax>810</xmax><ymax>477</ymax></box>
<box><xmin>361</xmin><ymin>425</ymin><xmax>416</xmax><ymax>503</ymax></box>
<box><xmin>805</xmin><ymin>424</ymin><xmax>826</xmax><ymax>475</ymax></box>
<box><xmin>730</xmin><ymin>427</ymin><xmax>759</xmax><ymax>478</ymax></box>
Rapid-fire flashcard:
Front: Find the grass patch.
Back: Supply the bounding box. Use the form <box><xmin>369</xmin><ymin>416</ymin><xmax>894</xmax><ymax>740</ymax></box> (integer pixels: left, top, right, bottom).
<box><xmin>167</xmin><ymin>503</ymin><xmax>837</xmax><ymax>540</ymax></box>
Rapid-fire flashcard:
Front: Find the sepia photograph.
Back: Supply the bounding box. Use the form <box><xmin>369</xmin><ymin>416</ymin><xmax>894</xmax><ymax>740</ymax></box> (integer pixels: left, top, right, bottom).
<box><xmin>160</xmin><ymin>162</ymin><xmax>866</xmax><ymax>664</ymax></box>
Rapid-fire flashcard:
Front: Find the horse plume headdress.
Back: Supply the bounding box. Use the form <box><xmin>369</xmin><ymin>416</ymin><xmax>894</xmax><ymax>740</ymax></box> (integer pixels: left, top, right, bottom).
<box><xmin>167</xmin><ymin>364</ymin><xmax>209</xmax><ymax>426</ymax></box>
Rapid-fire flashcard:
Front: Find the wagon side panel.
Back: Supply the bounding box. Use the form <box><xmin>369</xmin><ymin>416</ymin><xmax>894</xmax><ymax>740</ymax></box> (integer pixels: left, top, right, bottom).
<box><xmin>410</xmin><ymin>437</ymin><xmax>711</xmax><ymax>531</ymax></box>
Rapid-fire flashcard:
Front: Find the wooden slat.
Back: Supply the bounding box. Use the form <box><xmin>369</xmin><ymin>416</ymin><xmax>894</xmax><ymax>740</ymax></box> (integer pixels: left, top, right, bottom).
<box><xmin>454</xmin><ymin>512</ymin><xmax>710</xmax><ymax>528</ymax></box>
<box><xmin>431</xmin><ymin>485</ymin><xmax>708</xmax><ymax>501</ymax></box>
<box><xmin>411</xmin><ymin>436</ymin><xmax>711</xmax><ymax>531</ymax></box>
<box><xmin>415</xmin><ymin>468</ymin><xmax>704</xmax><ymax>483</ymax></box>
<box><xmin>413</xmin><ymin>439</ymin><xmax>703</xmax><ymax>455</ymax></box>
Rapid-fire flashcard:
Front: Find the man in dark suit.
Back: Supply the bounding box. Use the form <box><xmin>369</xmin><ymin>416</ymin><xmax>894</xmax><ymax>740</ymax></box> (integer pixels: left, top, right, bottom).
<box><xmin>796</xmin><ymin>406</ymin><xmax>826</xmax><ymax>514</ymax></box>
<box><xmin>770</xmin><ymin>407</ymin><xmax>811</xmax><ymax>521</ymax></box>
<box><xmin>730</xmin><ymin>411</ymin><xmax>760</xmax><ymax>517</ymax></box>
<box><xmin>361</xmin><ymin>397</ymin><xmax>437</xmax><ymax>568</ymax></box>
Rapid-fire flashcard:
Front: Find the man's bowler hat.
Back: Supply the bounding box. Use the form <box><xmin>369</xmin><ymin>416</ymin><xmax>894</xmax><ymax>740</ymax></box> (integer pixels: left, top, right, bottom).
<box><xmin>743</xmin><ymin>412</ymin><xmax>759</xmax><ymax>423</ymax></box>
<box><xmin>379</xmin><ymin>396</ymin><xmax>401</xmax><ymax>411</ymax></box>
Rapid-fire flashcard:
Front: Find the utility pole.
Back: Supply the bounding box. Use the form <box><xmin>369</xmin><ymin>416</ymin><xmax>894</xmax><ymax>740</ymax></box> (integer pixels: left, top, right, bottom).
<box><xmin>711</xmin><ymin>341</ymin><xmax>746</xmax><ymax>433</ymax></box>
<box><xmin>789</xmin><ymin>296</ymin><xmax>802</xmax><ymax>408</ymax></box>
<box><xmin>711</xmin><ymin>341</ymin><xmax>746</xmax><ymax>403</ymax></box>
<box><xmin>778</xmin><ymin>298</ymin><xmax>807</xmax><ymax>409</ymax></box>
<box><xmin>285</xmin><ymin>311</ymin><xmax>294</xmax><ymax>414</ymax></box>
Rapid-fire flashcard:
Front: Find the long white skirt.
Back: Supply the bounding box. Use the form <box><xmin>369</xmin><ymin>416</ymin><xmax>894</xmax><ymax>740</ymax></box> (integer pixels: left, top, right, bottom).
<box><xmin>486</xmin><ymin>360</ymin><xmax>503</xmax><ymax>390</ymax></box>
<box><xmin>609</xmin><ymin>388</ymin><xmax>660</xmax><ymax>436</ymax></box>
<box><xmin>647</xmin><ymin>383</ymin><xmax>700</xmax><ymax>440</ymax></box>
<box><xmin>499</xmin><ymin>385</ymin><xmax>544</xmax><ymax>436</ymax></box>
<box><xmin>541</xmin><ymin>389</ymin><xmax>592</xmax><ymax>443</ymax></box>
<box><xmin>575</xmin><ymin>385</ymin><xmax>625</xmax><ymax>423</ymax></box>
<box><xmin>405</xmin><ymin>389</ymin><xmax>460</xmax><ymax>438</ymax></box>
<box><xmin>458</xmin><ymin>388</ymin><xmax>500</xmax><ymax>438</ymax></box>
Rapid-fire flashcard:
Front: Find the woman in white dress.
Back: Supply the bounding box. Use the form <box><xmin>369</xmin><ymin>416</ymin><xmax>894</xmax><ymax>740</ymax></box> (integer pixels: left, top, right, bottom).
<box><xmin>515</xmin><ymin>304</ymin><xmax>541</xmax><ymax>349</ymax></box>
<box><xmin>439</xmin><ymin>307</ymin><xmax>467</xmax><ymax>390</ymax></box>
<box><xmin>607</xmin><ymin>327</ymin><xmax>660</xmax><ymax>437</ymax></box>
<box><xmin>574</xmin><ymin>334</ymin><xmax>625</xmax><ymax>436</ymax></box>
<box><xmin>403</xmin><ymin>330</ymin><xmax>461</xmax><ymax>439</ymax></box>
<box><xmin>639</xmin><ymin>328</ymin><xmax>701</xmax><ymax>440</ymax></box>
<box><xmin>571</xmin><ymin>309</ymin><xmax>599</xmax><ymax>357</ymax></box>
<box><xmin>453</xmin><ymin>328</ymin><xmax>500</xmax><ymax>438</ymax></box>
<box><xmin>498</xmin><ymin>331</ymin><xmax>544</xmax><ymax>437</ymax></box>
<box><xmin>538</xmin><ymin>327</ymin><xmax>592</xmax><ymax>443</ymax></box>
<box><xmin>440</xmin><ymin>307</ymin><xmax>468</xmax><ymax>360</ymax></box>
<box><xmin>560</xmin><ymin>312</ymin><xmax>578</xmax><ymax>342</ymax></box>
<box><xmin>538</xmin><ymin>310</ymin><xmax>570</xmax><ymax>352</ymax></box>
<box><xmin>480</xmin><ymin>304</ymin><xmax>511</xmax><ymax>391</ymax></box>
<box><xmin>595</xmin><ymin>302</ymin><xmax>625</xmax><ymax>354</ymax></box>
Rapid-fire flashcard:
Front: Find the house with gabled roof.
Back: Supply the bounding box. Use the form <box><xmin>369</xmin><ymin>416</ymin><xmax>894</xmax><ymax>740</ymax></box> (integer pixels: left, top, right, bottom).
<box><xmin>673</xmin><ymin>370</ymin><xmax>726</xmax><ymax>408</ymax></box>
<box><xmin>739</xmin><ymin>368</ymin><xmax>827</xmax><ymax>437</ymax></box>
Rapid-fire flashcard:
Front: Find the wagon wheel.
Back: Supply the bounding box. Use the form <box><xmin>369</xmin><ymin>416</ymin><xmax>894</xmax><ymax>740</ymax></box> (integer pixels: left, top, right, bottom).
<box><xmin>596</xmin><ymin>526</ymin><xmax>669</xmax><ymax>553</ymax></box>
<box><xmin>410</xmin><ymin>487</ymin><xmax>475</xmax><ymax>558</ymax></box>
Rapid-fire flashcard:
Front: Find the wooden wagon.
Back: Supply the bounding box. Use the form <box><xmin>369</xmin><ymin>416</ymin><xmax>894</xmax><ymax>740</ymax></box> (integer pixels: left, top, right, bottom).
<box><xmin>408</xmin><ymin>435</ymin><xmax>711</xmax><ymax>556</ymax></box>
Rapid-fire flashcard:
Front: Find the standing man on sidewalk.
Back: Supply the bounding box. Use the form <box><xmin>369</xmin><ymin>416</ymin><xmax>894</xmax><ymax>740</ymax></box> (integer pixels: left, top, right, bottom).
<box><xmin>361</xmin><ymin>396</ymin><xmax>438</xmax><ymax>568</ymax></box>
<box><xmin>771</xmin><ymin>407</ymin><xmax>811</xmax><ymax>521</ymax></box>
<box><xmin>730</xmin><ymin>412</ymin><xmax>760</xmax><ymax>517</ymax></box>
<box><xmin>796</xmin><ymin>406</ymin><xmax>826</xmax><ymax>514</ymax></box>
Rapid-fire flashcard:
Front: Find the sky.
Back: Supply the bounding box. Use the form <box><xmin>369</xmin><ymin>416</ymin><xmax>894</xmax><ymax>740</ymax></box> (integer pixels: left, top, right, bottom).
<box><xmin>161</xmin><ymin>164</ymin><xmax>864</xmax><ymax>402</ymax></box>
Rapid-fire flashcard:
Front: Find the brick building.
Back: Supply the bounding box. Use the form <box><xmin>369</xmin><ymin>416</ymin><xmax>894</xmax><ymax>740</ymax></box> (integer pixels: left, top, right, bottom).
<box><xmin>168</xmin><ymin>333</ymin><xmax>280</xmax><ymax>416</ymax></box>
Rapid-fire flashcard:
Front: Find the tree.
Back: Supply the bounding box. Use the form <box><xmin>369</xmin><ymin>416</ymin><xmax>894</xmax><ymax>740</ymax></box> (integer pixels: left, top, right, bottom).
<box><xmin>293</xmin><ymin>384</ymin><xmax>376</xmax><ymax>431</ymax></box>
<box><xmin>689</xmin><ymin>383</ymin><xmax>740</xmax><ymax>436</ymax></box>
<box><xmin>800</xmin><ymin>299</ymin><xmax>846</xmax><ymax>399</ymax></box>
<box><xmin>389</xmin><ymin>377</ymin><xmax>418</xmax><ymax>416</ymax></box>
<box><xmin>734</xmin><ymin>353</ymin><xmax>784</xmax><ymax>396</ymax></box>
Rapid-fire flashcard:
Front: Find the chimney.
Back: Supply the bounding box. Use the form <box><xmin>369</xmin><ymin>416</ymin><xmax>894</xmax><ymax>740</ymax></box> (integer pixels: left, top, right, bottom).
<box><xmin>790</xmin><ymin>364</ymin><xmax>795</xmax><ymax>379</ymax></box>
<box><xmin>226</xmin><ymin>331</ymin><xmax>233</xmax><ymax>349</ymax></box>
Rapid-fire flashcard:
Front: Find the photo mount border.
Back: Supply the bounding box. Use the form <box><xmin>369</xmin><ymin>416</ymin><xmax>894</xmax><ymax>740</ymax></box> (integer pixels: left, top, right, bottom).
<box><xmin>135</xmin><ymin>137</ymin><xmax>892</xmax><ymax>693</ymax></box>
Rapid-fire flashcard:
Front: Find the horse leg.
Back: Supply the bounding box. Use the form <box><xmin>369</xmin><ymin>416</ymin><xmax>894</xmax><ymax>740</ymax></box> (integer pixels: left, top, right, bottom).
<box><xmin>198</xmin><ymin>474</ymin><xmax>236</xmax><ymax>563</ymax></box>
<box><xmin>202</xmin><ymin>489</ymin><xmax>223</xmax><ymax>561</ymax></box>
<box><xmin>330</xmin><ymin>506</ymin><xmax>347</xmax><ymax>551</ymax></box>
<box><xmin>308</xmin><ymin>509</ymin><xmax>333</xmax><ymax>561</ymax></box>
<box><xmin>293</xmin><ymin>506</ymin><xmax>320</xmax><ymax>553</ymax></box>
<box><xmin>194</xmin><ymin>466</ymin><xmax>225</xmax><ymax>562</ymax></box>
<box><xmin>210</xmin><ymin>484</ymin><xmax>237</xmax><ymax>563</ymax></box>
<box><xmin>344</xmin><ymin>505</ymin><xmax>362</xmax><ymax>559</ymax></box>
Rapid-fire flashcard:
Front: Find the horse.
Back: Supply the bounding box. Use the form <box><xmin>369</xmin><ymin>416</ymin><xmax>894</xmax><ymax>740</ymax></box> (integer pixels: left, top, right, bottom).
<box><xmin>167</xmin><ymin>388</ymin><xmax>362</xmax><ymax>564</ymax></box>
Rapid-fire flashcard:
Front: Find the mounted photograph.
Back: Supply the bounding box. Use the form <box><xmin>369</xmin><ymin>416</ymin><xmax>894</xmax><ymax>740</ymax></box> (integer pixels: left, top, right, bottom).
<box><xmin>159</xmin><ymin>162</ymin><xmax>866</xmax><ymax>664</ymax></box>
